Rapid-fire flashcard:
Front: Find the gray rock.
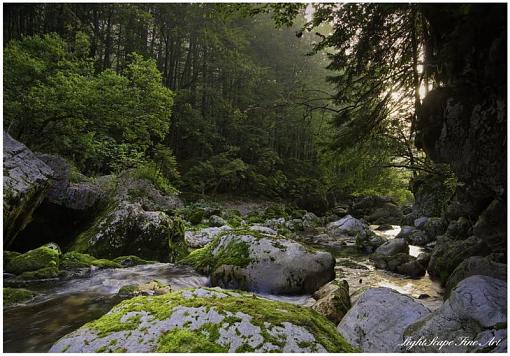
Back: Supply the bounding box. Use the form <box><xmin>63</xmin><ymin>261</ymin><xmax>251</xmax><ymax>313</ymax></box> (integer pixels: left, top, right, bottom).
<box><xmin>403</xmin><ymin>276</ymin><xmax>507</xmax><ymax>352</ymax></box>
<box><xmin>185</xmin><ymin>226</ymin><xmax>232</xmax><ymax>248</ymax></box>
<box><xmin>423</xmin><ymin>217</ymin><xmax>447</xmax><ymax>240</ymax></box>
<box><xmin>186</xmin><ymin>232</ymin><xmax>335</xmax><ymax>295</ymax></box>
<box><xmin>37</xmin><ymin>154</ymin><xmax>104</xmax><ymax>211</ymax></box>
<box><xmin>209</xmin><ymin>215</ymin><xmax>227</xmax><ymax>227</ymax></box>
<box><xmin>249</xmin><ymin>225</ymin><xmax>277</xmax><ymax>236</ymax></box>
<box><xmin>3</xmin><ymin>132</ymin><xmax>54</xmax><ymax>246</ymax></box>
<box><xmin>337</xmin><ymin>287</ymin><xmax>430</xmax><ymax>352</ymax></box>
<box><xmin>285</xmin><ymin>218</ymin><xmax>304</xmax><ymax>232</ymax></box>
<box><xmin>302</xmin><ymin>212</ymin><xmax>320</xmax><ymax>228</ymax></box>
<box><xmin>374</xmin><ymin>238</ymin><xmax>409</xmax><ymax>256</ymax></box>
<box><xmin>50</xmin><ymin>287</ymin><xmax>351</xmax><ymax>353</ymax></box>
<box><xmin>262</xmin><ymin>217</ymin><xmax>286</xmax><ymax>230</ymax></box>
<box><xmin>446</xmin><ymin>216</ymin><xmax>472</xmax><ymax>239</ymax></box>
<box><xmin>311</xmin><ymin>280</ymin><xmax>351</xmax><ymax>324</ymax></box>
<box><xmin>71</xmin><ymin>201</ymin><xmax>186</xmax><ymax>262</ymax></box>
<box><xmin>396</xmin><ymin>226</ymin><xmax>417</xmax><ymax>239</ymax></box>
<box><xmin>414</xmin><ymin>216</ymin><xmax>429</xmax><ymax>229</ymax></box>
<box><xmin>427</xmin><ymin>235</ymin><xmax>489</xmax><ymax>285</ymax></box>
<box><xmin>326</xmin><ymin>215</ymin><xmax>369</xmax><ymax>238</ymax></box>
<box><xmin>406</xmin><ymin>229</ymin><xmax>431</xmax><ymax>246</ymax></box>
<box><xmin>445</xmin><ymin>255</ymin><xmax>507</xmax><ymax>296</ymax></box>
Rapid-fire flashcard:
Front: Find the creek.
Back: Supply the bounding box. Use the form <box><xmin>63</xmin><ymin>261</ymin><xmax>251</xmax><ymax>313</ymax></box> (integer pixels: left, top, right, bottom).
<box><xmin>3</xmin><ymin>225</ymin><xmax>443</xmax><ymax>352</ymax></box>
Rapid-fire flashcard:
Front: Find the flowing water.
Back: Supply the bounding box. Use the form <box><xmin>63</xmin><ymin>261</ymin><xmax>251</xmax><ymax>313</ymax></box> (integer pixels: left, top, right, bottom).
<box><xmin>3</xmin><ymin>264</ymin><xmax>209</xmax><ymax>352</ymax></box>
<box><xmin>3</xmin><ymin>225</ymin><xmax>443</xmax><ymax>352</ymax></box>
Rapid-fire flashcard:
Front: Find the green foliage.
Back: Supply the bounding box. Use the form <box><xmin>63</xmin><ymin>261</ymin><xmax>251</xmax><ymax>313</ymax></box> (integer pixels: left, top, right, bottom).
<box><xmin>133</xmin><ymin>162</ymin><xmax>178</xmax><ymax>195</ymax></box>
<box><xmin>4</xmin><ymin>33</ymin><xmax>175</xmax><ymax>176</ymax></box>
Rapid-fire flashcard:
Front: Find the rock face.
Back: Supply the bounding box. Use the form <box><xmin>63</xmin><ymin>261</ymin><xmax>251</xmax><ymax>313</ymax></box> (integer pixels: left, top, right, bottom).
<box><xmin>72</xmin><ymin>201</ymin><xmax>187</xmax><ymax>262</ymax></box>
<box><xmin>415</xmin><ymin>5</ymin><xmax>507</xmax><ymax>283</ymax></box>
<box><xmin>445</xmin><ymin>255</ymin><xmax>507</xmax><ymax>296</ymax></box>
<box><xmin>183</xmin><ymin>231</ymin><xmax>335</xmax><ymax>295</ymax></box>
<box><xmin>185</xmin><ymin>226</ymin><xmax>232</xmax><ymax>248</ymax></box>
<box><xmin>49</xmin><ymin>287</ymin><xmax>354</xmax><ymax>353</ymax></box>
<box><xmin>337</xmin><ymin>287</ymin><xmax>430</xmax><ymax>352</ymax></box>
<box><xmin>403</xmin><ymin>276</ymin><xmax>507</xmax><ymax>352</ymax></box>
<box><xmin>3</xmin><ymin>132</ymin><xmax>54</xmax><ymax>247</ymax></box>
<box><xmin>311</xmin><ymin>280</ymin><xmax>351</xmax><ymax>324</ymax></box>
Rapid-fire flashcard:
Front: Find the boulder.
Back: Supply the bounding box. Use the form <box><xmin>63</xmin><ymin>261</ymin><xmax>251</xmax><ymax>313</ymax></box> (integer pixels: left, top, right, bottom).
<box><xmin>403</xmin><ymin>276</ymin><xmax>507</xmax><ymax>352</ymax></box>
<box><xmin>311</xmin><ymin>280</ymin><xmax>351</xmax><ymax>324</ymax></box>
<box><xmin>182</xmin><ymin>231</ymin><xmax>335</xmax><ymax>295</ymax></box>
<box><xmin>422</xmin><ymin>217</ymin><xmax>447</xmax><ymax>240</ymax></box>
<box><xmin>262</xmin><ymin>217</ymin><xmax>286</xmax><ymax>230</ymax></box>
<box><xmin>4</xmin><ymin>244</ymin><xmax>60</xmax><ymax>275</ymax></box>
<box><xmin>208</xmin><ymin>215</ymin><xmax>227</xmax><ymax>227</ymax></box>
<box><xmin>446</xmin><ymin>216</ymin><xmax>472</xmax><ymax>239</ymax></box>
<box><xmin>302</xmin><ymin>212</ymin><xmax>320</xmax><ymax>228</ymax></box>
<box><xmin>3</xmin><ymin>287</ymin><xmax>37</xmax><ymax>307</ymax></box>
<box><xmin>3</xmin><ymin>132</ymin><xmax>54</xmax><ymax>246</ymax></box>
<box><xmin>49</xmin><ymin>287</ymin><xmax>354</xmax><ymax>353</ymax></box>
<box><xmin>406</xmin><ymin>230</ymin><xmax>431</xmax><ymax>246</ymax></box>
<box><xmin>374</xmin><ymin>238</ymin><xmax>409</xmax><ymax>256</ymax></box>
<box><xmin>427</xmin><ymin>235</ymin><xmax>489</xmax><ymax>285</ymax></box>
<box><xmin>445</xmin><ymin>255</ymin><xmax>507</xmax><ymax>296</ymax></box>
<box><xmin>185</xmin><ymin>226</ymin><xmax>232</xmax><ymax>249</ymax></box>
<box><xmin>285</xmin><ymin>218</ymin><xmax>304</xmax><ymax>232</ymax></box>
<box><xmin>397</xmin><ymin>259</ymin><xmax>427</xmax><ymax>278</ymax></box>
<box><xmin>36</xmin><ymin>154</ymin><xmax>104</xmax><ymax>211</ymax></box>
<box><xmin>337</xmin><ymin>287</ymin><xmax>430</xmax><ymax>352</ymax></box>
<box><xmin>356</xmin><ymin>233</ymin><xmax>387</xmax><ymax>253</ymax></box>
<box><xmin>71</xmin><ymin>201</ymin><xmax>187</xmax><ymax>262</ymax></box>
<box><xmin>414</xmin><ymin>216</ymin><xmax>429</xmax><ymax>229</ymax></box>
<box><xmin>349</xmin><ymin>195</ymin><xmax>402</xmax><ymax>225</ymax></box>
<box><xmin>326</xmin><ymin>215</ymin><xmax>369</xmax><ymax>239</ymax></box>
<box><xmin>473</xmin><ymin>198</ymin><xmax>507</xmax><ymax>252</ymax></box>
<box><xmin>248</xmin><ymin>225</ymin><xmax>277</xmax><ymax>236</ymax></box>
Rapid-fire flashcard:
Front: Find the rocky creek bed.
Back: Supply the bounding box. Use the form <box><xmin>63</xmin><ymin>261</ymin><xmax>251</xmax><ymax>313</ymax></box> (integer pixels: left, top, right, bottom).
<box><xmin>3</xmin><ymin>225</ymin><xmax>443</xmax><ymax>352</ymax></box>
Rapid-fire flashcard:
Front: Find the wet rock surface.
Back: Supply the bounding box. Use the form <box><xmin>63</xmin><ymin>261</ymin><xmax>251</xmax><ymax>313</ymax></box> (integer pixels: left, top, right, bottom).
<box><xmin>49</xmin><ymin>287</ymin><xmax>354</xmax><ymax>353</ymax></box>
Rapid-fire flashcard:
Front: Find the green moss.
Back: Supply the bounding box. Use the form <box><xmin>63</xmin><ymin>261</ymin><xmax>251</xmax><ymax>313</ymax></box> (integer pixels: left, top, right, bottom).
<box><xmin>84</xmin><ymin>288</ymin><xmax>354</xmax><ymax>352</ymax></box>
<box><xmin>60</xmin><ymin>251</ymin><xmax>122</xmax><ymax>270</ymax></box>
<box><xmin>157</xmin><ymin>328</ymin><xmax>228</xmax><ymax>352</ymax></box>
<box><xmin>3</xmin><ymin>251</ymin><xmax>21</xmax><ymax>268</ymax></box>
<box><xmin>19</xmin><ymin>266</ymin><xmax>60</xmax><ymax>279</ymax></box>
<box><xmin>180</xmin><ymin>232</ymin><xmax>251</xmax><ymax>273</ymax></box>
<box><xmin>3</xmin><ymin>287</ymin><xmax>36</xmax><ymax>306</ymax></box>
<box><xmin>5</xmin><ymin>245</ymin><xmax>60</xmax><ymax>274</ymax></box>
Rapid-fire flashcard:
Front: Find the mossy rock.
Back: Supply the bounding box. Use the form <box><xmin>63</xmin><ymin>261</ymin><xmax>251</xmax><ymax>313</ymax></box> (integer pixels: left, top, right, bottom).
<box><xmin>3</xmin><ymin>251</ymin><xmax>21</xmax><ymax>268</ymax></box>
<box><xmin>3</xmin><ymin>287</ymin><xmax>37</xmax><ymax>306</ymax></box>
<box><xmin>49</xmin><ymin>287</ymin><xmax>355</xmax><ymax>353</ymax></box>
<box><xmin>181</xmin><ymin>230</ymin><xmax>335</xmax><ymax>295</ymax></box>
<box><xmin>5</xmin><ymin>245</ymin><xmax>60</xmax><ymax>275</ymax></box>
<box><xmin>60</xmin><ymin>252</ymin><xmax>122</xmax><ymax>270</ymax></box>
<box><xmin>71</xmin><ymin>202</ymin><xmax>188</xmax><ymax>262</ymax></box>
<box><xmin>19</xmin><ymin>266</ymin><xmax>60</xmax><ymax>280</ymax></box>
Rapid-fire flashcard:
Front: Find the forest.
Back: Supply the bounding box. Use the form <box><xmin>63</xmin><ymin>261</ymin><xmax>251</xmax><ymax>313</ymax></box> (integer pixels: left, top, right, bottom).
<box><xmin>3</xmin><ymin>2</ymin><xmax>507</xmax><ymax>354</ymax></box>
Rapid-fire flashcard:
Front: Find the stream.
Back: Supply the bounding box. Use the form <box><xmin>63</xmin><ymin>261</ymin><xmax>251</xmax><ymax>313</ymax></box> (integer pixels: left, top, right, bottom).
<box><xmin>3</xmin><ymin>225</ymin><xmax>443</xmax><ymax>352</ymax></box>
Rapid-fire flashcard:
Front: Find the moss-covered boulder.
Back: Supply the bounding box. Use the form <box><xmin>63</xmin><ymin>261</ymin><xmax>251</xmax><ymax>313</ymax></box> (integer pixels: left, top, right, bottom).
<box><xmin>311</xmin><ymin>280</ymin><xmax>351</xmax><ymax>324</ymax></box>
<box><xmin>3</xmin><ymin>287</ymin><xmax>37</xmax><ymax>307</ymax></box>
<box><xmin>4</xmin><ymin>244</ymin><xmax>60</xmax><ymax>275</ymax></box>
<box><xmin>49</xmin><ymin>287</ymin><xmax>354</xmax><ymax>353</ymax></box>
<box><xmin>112</xmin><ymin>255</ymin><xmax>154</xmax><ymax>268</ymax></box>
<box><xmin>3</xmin><ymin>132</ymin><xmax>54</xmax><ymax>247</ymax></box>
<box><xmin>427</xmin><ymin>235</ymin><xmax>489</xmax><ymax>285</ymax></box>
<box><xmin>184</xmin><ymin>225</ymin><xmax>232</xmax><ymax>248</ymax></box>
<box><xmin>182</xmin><ymin>231</ymin><xmax>335</xmax><ymax>295</ymax></box>
<box><xmin>60</xmin><ymin>251</ymin><xmax>122</xmax><ymax>270</ymax></box>
<box><xmin>71</xmin><ymin>202</ymin><xmax>187</xmax><ymax>262</ymax></box>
